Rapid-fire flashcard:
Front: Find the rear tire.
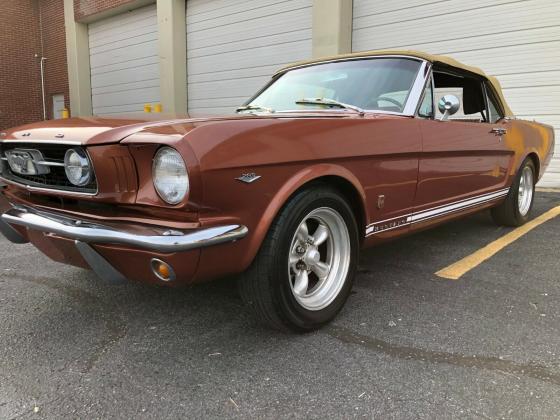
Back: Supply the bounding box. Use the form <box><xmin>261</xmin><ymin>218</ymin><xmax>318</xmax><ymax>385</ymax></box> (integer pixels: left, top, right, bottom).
<box><xmin>491</xmin><ymin>158</ymin><xmax>536</xmax><ymax>227</ymax></box>
<box><xmin>239</xmin><ymin>186</ymin><xmax>359</xmax><ymax>332</ymax></box>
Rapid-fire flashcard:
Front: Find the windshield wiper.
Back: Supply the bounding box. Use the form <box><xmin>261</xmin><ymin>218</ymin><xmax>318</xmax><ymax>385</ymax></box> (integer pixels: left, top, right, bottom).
<box><xmin>236</xmin><ymin>104</ymin><xmax>275</xmax><ymax>113</ymax></box>
<box><xmin>295</xmin><ymin>98</ymin><xmax>365</xmax><ymax>116</ymax></box>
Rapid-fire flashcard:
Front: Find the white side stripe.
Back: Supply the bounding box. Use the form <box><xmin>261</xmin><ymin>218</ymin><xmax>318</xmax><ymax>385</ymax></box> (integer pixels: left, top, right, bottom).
<box><xmin>409</xmin><ymin>189</ymin><xmax>509</xmax><ymax>223</ymax></box>
<box><xmin>365</xmin><ymin>188</ymin><xmax>509</xmax><ymax>237</ymax></box>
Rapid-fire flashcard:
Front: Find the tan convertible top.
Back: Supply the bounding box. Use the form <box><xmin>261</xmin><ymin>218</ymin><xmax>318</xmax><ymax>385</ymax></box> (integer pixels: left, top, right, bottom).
<box><xmin>276</xmin><ymin>49</ymin><xmax>514</xmax><ymax>117</ymax></box>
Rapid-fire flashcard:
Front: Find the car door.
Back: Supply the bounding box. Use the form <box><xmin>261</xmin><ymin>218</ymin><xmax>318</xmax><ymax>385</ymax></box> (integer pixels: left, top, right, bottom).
<box><xmin>413</xmin><ymin>69</ymin><xmax>510</xmax><ymax>230</ymax></box>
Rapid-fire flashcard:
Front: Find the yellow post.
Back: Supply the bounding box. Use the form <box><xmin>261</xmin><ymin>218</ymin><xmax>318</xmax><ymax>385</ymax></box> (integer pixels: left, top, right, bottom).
<box><xmin>154</xmin><ymin>103</ymin><xmax>162</xmax><ymax>113</ymax></box>
<box><xmin>144</xmin><ymin>103</ymin><xmax>152</xmax><ymax>113</ymax></box>
<box><xmin>61</xmin><ymin>108</ymin><xmax>70</xmax><ymax>119</ymax></box>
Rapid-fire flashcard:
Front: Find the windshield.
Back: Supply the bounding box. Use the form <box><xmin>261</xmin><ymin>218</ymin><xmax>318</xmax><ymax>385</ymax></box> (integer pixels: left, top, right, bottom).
<box><xmin>243</xmin><ymin>58</ymin><xmax>422</xmax><ymax>114</ymax></box>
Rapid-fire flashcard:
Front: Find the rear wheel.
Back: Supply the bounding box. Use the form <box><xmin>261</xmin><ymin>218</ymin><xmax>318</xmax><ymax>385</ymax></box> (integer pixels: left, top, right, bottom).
<box><xmin>491</xmin><ymin>158</ymin><xmax>536</xmax><ymax>226</ymax></box>
<box><xmin>239</xmin><ymin>187</ymin><xmax>359</xmax><ymax>332</ymax></box>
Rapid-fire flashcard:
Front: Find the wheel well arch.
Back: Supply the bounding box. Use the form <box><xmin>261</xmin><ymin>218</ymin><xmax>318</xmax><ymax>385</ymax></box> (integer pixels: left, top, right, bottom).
<box><xmin>526</xmin><ymin>152</ymin><xmax>540</xmax><ymax>179</ymax></box>
<box><xmin>292</xmin><ymin>175</ymin><xmax>367</xmax><ymax>241</ymax></box>
<box><xmin>239</xmin><ymin>166</ymin><xmax>369</xmax><ymax>272</ymax></box>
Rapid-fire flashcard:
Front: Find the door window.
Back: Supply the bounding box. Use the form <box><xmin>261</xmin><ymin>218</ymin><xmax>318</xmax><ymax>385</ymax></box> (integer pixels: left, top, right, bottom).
<box><xmin>433</xmin><ymin>70</ymin><xmax>487</xmax><ymax>122</ymax></box>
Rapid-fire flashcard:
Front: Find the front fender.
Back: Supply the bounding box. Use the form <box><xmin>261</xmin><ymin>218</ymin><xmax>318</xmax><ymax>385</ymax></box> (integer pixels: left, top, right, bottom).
<box><xmin>243</xmin><ymin>163</ymin><xmax>368</xmax><ymax>269</ymax></box>
<box><xmin>192</xmin><ymin>163</ymin><xmax>368</xmax><ymax>283</ymax></box>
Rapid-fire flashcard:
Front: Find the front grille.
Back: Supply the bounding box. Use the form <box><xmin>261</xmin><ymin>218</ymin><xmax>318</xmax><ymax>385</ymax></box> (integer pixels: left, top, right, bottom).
<box><xmin>0</xmin><ymin>143</ymin><xmax>97</xmax><ymax>194</ymax></box>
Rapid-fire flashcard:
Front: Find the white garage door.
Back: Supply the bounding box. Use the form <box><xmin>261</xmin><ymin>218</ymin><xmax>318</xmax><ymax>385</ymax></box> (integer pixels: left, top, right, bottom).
<box><xmin>352</xmin><ymin>0</ymin><xmax>560</xmax><ymax>187</ymax></box>
<box><xmin>186</xmin><ymin>0</ymin><xmax>313</xmax><ymax>116</ymax></box>
<box><xmin>88</xmin><ymin>4</ymin><xmax>160</xmax><ymax>116</ymax></box>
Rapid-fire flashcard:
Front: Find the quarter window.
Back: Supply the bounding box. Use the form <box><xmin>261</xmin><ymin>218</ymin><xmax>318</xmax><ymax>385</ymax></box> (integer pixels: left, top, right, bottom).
<box><xmin>418</xmin><ymin>78</ymin><xmax>434</xmax><ymax>118</ymax></box>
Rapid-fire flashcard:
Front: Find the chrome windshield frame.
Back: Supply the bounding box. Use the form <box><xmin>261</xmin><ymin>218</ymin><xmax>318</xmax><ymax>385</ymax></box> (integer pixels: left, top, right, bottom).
<box><xmin>243</xmin><ymin>55</ymin><xmax>432</xmax><ymax>118</ymax></box>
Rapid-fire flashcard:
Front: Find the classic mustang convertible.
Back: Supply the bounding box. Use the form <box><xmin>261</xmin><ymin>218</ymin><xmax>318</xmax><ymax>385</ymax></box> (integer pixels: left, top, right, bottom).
<box><xmin>0</xmin><ymin>51</ymin><xmax>554</xmax><ymax>331</ymax></box>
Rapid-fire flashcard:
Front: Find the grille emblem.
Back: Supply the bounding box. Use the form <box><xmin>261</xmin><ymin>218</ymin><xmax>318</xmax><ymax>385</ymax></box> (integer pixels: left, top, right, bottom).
<box><xmin>5</xmin><ymin>149</ymin><xmax>50</xmax><ymax>175</ymax></box>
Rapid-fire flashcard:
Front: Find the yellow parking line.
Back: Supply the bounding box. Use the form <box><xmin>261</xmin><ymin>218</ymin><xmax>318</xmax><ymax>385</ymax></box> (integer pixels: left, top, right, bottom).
<box><xmin>536</xmin><ymin>187</ymin><xmax>560</xmax><ymax>193</ymax></box>
<box><xmin>436</xmin><ymin>205</ymin><xmax>560</xmax><ymax>280</ymax></box>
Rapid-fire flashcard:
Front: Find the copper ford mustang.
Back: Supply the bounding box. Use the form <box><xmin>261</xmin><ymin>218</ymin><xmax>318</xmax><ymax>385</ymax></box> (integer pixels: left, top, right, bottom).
<box><xmin>0</xmin><ymin>51</ymin><xmax>555</xmax><ymax>331</ymax></box>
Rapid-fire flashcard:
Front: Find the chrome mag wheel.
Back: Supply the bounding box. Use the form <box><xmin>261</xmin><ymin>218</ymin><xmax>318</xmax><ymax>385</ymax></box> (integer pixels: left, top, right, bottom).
<box><xmin>288</xmin><ymin>207</ymin><xmax>351</xmax><ymax>311</ymax></box>
<box><xmin>518</xmin><ymin>165</ymin><xmax>534</xmax><ymax>216</ymax></box>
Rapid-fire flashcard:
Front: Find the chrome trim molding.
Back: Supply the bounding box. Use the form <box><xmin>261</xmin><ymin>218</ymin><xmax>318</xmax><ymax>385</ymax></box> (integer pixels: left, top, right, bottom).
<box><xmin>365</xmin><ymin>188</ymin><xmax>510</xmax><ymax>236</ymax></box>
<box><xmin>402</xmin><ymin>60</ymin><xmax>430</xmax><ymax>116</ymax></box>
<box><xmin>276</xmin><ymin>54</ymin><xmax>427</xmax><ymax>76</ymax></box>
<box><xmin>1</xmin><ymin>205</ymin><xmax>249</xmax><ymax>253</ymax></box>
<box><xmin>0</xmin><ymin>176</ymin><xmax>98</xmax><ymax>197</ymax></box>
<box><xmin>0</xmin><ymin>139</ymin><xmax>83</xmax><ymax>145</ymax></box>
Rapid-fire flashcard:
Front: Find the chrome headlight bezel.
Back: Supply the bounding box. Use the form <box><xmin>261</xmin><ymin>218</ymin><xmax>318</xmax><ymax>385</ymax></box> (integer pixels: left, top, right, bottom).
<box><xmin>152</xmin><ymin>147</ymin><xmax>189</xmax><ymax>205</ymax></box>
<box><xmin>64</xmin><ymin>148</ymin><xmax>92</xmax><ymax>187</ymax></box>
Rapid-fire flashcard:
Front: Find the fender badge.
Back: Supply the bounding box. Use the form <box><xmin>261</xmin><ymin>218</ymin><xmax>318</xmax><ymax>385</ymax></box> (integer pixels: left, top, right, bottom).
<box><xmin>236</xmin><ymin>173</ymin><xmax>261</xmax><ymax>184</ymax></box>
<box><xmin>55</xmin><ymin>133</ymin><xmax>65</xmax><ymax>138</ymax></box>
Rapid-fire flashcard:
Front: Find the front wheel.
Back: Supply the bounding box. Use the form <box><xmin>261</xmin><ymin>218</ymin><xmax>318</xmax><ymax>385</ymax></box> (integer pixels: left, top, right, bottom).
<box><xmin>491</xmin><ymin>158</ymin><xmax>536</xmax><ymax>226</ymax></box>
<box><xmin>239</xmin><ymin>187</ymin><xmax>359</xmax><ymax>332</ymax></box>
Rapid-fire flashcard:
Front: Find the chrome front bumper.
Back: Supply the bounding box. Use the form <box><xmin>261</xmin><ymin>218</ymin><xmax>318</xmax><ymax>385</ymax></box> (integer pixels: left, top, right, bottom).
<box><xmin>0</xmin><ymin>204</ymin><xmax>248</xmax><ymax>283</ymax></box>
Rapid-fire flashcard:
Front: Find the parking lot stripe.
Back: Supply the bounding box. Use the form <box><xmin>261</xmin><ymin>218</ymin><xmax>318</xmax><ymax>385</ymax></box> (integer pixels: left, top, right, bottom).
<box><xmin>435</xmin><ymin>205</ymin><xmax>560</xmax><ymax>280</ymax></box>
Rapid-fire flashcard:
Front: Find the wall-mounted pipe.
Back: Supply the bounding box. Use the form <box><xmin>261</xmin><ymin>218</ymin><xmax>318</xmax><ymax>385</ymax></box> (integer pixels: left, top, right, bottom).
<box><xmin>39</xmin><ymin>56</ymin><xmax>47</xmax><ymax>120</ymax></box>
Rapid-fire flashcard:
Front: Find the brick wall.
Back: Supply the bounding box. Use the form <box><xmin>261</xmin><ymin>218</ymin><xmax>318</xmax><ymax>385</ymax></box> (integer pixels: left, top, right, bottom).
<box><xmin>73</xmin><ymin>0</ymin><xmax>138</xmax><ymax>21</ymax></box>
<box><xmin>0</xmin><ymin>0</ymin><xmax>69</xmax><ymax>130</ymax></box>
<box><xmin>0</xmin><ymin>0</ymin><xmax>43</xmax><ymax>130</ymax></box>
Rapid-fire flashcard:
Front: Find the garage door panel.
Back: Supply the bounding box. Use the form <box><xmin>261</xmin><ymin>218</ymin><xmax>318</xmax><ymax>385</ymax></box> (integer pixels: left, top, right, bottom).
<box><xmin>187</xmin><ymin>0</ymin><xmax>294</xmax><ymax>24</ymax></box>
<box><xmin>187</xmin><ymin>0</ymin><xmax>310</xmax><ymax>32</ymax></box>
<box><xmin>498</xmin><ymin>70</ymin><xmax>560</xmax><ymax>90</ymax></box>
<box><xmin>188</xmin><ymin>64</ymin><xmax>278</xmax><ymax>85</ymax></box>
<box><xmin>89</xmin><ymin>4</ymin><xmax>160</xmax><ymax>116</ymax></box>
<box><xmin>353</xmin><ymin>1</ymin><xmax>559</xmax><ymax>52</ymax></box>
<box><xmin>88</xmin><ymin>5</ymin><xmax>157</xmax><ymax>36</ymax></box>
<box><xmin>188</xmin><ymin>96</ymin><xmax>250</xmax><ymax>109</ymax></box>
<box><xmin>353</xmin><ymin>0</ymin><xmax>451</xmax><ymax>20</ymax></box>
<box><xmin>354</xmin><ymin>0</ymin><xmax>522</xmax><ymax>31</ymax></box>
<box><xmin>92</xmin><ymin>79</ymin><xmax>160</xmax><ymax>96</ymax></box>
<box><xmin>188</xmin><ymin>28</ymin><xmax>311</xmax><ymax>60</ymax></box>
<box><xmin>370</xmin><ymin>27</ymin><xmax>560</xmax><ymax>67</ymax></box>
<box><xmin>187</xmin><ymin>11</ymin><xmax>311</xmax><ymax>52</ymax></box>
<box><xmin>186</xmin><ymin>0</ymin><xmax>312</xmax><ymax>115</ymax></box>
<box><xmin>188</xmin><ymin>40</ymin><xmax>311</xmax><ymax>76</ymax></box>
<box><xmin>90</xmin><ymin>39</ymin><xmax>158</xmax><ymax>69</ymax></box>
<box><xmin>446</xmin><ymin>43</ymin><xmax>560</xmax><ymax>77</ymax></box>
<box><xmin>89</xmin><ymin>25</ymin><xmax>158</xmax><ymax>51</ymax></box>
<box><xmin>188</xmin><ymin>76</ymin><xmax>269</xmax><ymax>100</ymax></box>
<box><xmin>502</xmin><ymin>86</ymin><xmax>560</xmax><ymax>116</ymax></box>
<box><xmin>91</xmin><ymin>65</ymin><xmax>160</xmax><ymax>91</ymax></box>
<box><xmin>92</xmin><ymin>101</ymin><xmax>156</xmax><ymax>116</ymax></box>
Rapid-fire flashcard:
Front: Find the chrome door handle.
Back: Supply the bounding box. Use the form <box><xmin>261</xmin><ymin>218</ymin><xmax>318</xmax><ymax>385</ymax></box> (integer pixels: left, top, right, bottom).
<box><xmin>490</xmin><ymin>127</ymin><xmax>507</xmax><ymax>136</ymax></box>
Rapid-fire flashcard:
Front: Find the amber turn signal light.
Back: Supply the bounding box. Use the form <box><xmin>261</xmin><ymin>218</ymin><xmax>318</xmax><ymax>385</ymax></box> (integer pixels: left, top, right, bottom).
<box><xmin>150</xmin><ymin>258</ymin><xmax>175</xmax><ymax>282</ymax></box>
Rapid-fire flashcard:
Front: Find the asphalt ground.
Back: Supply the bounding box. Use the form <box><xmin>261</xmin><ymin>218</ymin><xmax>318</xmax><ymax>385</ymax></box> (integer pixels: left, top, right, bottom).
<box><xmin>0</xmin><ymin>192</ymin><xmax>559</xmax><ymax>419</ymax></box>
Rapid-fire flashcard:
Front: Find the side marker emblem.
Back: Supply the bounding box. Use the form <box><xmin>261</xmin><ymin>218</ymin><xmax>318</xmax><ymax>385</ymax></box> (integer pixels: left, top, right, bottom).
<box><xmin>236</xmin><ymin>173</ymin><xmax>261</xmax><ymax>184</ymax></box>
<box><xmin>377</xmin><ymin>195</ymin><xmax>385</xmax><ymax>209</ymax></box>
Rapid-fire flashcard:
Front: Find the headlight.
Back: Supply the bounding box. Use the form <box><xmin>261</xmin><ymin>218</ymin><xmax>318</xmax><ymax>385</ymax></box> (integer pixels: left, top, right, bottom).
<box><xmin>64</xmin><ymin>148</ymin><xmax>92</xmax><ymax>186</ymax></box>
<box><xmin>152</xmin><ymin>147</ymin><xmax>189</xmax><ymax>205</ymax></box>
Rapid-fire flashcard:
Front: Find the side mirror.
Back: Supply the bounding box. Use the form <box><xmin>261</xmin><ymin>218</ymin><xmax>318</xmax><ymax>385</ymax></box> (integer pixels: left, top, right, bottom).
<box><xmin>438</xmin><ymin>94</ymin><xmax>460</xmax><ymax>121</ymax></box>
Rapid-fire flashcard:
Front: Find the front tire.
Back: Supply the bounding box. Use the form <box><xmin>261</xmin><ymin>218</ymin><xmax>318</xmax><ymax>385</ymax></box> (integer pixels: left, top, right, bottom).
<box><xmin>239</xmin><ymin>186</ymin><xmax>359</xmax><ymax>332</ymax></box>
<box><xmin>491</xmin><ymin>158</ymin><xmax>536</xmax><ymax>226</ymax></box>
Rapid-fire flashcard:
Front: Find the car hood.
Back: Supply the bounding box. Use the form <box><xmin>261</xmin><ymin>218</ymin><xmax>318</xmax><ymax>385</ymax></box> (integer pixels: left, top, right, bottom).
<box><xmin>0</xmin><ymin>112</ymin><xmax>398</xmax><ymax>146</ymax></box>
